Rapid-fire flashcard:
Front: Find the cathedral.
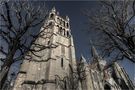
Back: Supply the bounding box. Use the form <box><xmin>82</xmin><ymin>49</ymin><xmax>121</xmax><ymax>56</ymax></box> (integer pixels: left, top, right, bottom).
<box><xmin>12</xmin><ymin>7</ymin><xmax>135</xmax><ymax>90</ymax></box>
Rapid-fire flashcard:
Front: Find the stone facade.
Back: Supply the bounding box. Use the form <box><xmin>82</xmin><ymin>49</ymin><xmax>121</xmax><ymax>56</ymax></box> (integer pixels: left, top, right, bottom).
<box><xmin>12</xmin><ymin>7</ymin><xmax>135</xmax><ymax>90</ymax></box>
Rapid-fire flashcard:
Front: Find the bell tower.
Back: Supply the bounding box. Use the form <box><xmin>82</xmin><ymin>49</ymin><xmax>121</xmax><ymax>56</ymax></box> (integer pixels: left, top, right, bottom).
<box><xmin>13</xmin><ymin>7</ymin><xmax>76</xmax><ymax>90</ymax></box>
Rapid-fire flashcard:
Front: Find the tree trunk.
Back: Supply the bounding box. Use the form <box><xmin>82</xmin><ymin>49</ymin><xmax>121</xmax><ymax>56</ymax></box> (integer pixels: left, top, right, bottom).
<box><xmin>0</xmin><ymin>56</ymin><xmax>14</xmax><ymax>89</ymax></box>
<box><xmin>0</xmin><ymin>41</ymin><xmax>18</xmax><ymax>89</ymax></box>
<box><xmin>0</xmin><ymin>66</ymin><xmax>9</xmax><ymax>89</ymax></box>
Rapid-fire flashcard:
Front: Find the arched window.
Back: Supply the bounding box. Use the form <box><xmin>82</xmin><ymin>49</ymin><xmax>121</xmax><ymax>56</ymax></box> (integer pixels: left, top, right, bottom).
<box><xmin>59</xmin><ymin>27</ymin><xmax>62</xmax><ymax>34</ymax></box>
<box><xmin>66</xmin><ymin>23</ymin><xmax>69</xmax><ymax>28</ymax></box>
<box><xmin>61</xmin><ymin>58</ymin><xmax>63</xmax><ymax>67</ymax></box>
<box><xmin>67</xmin><ymin>31</ymin><xmax>69</xmax><ymax>37</ymax></box>
<box><xmin>57</xmin><ymin>18</ymin><xmax>60</xmax><ymax>23</ymax></box>
<box><xmin>60</xmin><ymin>19</ymin><xmax>62</xmax><ymax>25</ymax></box>
<box><xmin>63</xmin><ymin>29</ymin><xmax>66</xmax><ymax>36</ymax></box>
<box><xmin>104</xmin><ymin>84</ymin><xmax>111</xmax><ymax>90</ymax></box>
<box><xmin>63</xmin><ymin>21</ymin><xmax>65</xmax><ymax>27</ymax></box>
<box><xmin>50</xmin><ymin>13</ymin><xmax>54</xmax><ymax>19</ymax></box>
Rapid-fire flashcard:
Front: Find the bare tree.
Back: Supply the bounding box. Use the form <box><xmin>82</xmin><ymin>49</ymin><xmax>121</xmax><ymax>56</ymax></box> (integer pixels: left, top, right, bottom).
<box><xmin>0</xmin><ymin>0</ymin><xmax>50</xmax><ymax>88</ymax></box>
<box><xmin>85</xmin><ymin>0</ymin><xmax>135</xmax><ymax>63</ymax></box>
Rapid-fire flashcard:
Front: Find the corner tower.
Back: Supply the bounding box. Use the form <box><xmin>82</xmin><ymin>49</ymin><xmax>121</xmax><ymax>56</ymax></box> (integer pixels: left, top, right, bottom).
<box><xmin>13</xmin><ymin>7</ymin><xmax>76</xmax><ymax>90</ymax></box>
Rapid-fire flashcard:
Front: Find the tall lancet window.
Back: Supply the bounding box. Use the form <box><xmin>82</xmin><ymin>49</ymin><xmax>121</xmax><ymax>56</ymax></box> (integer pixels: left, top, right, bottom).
<box><xmin>61</xmin><ymin>58</ymin><xmax>64</xmax><ymax>67</ymax></box>
<box><xmin>59</xmin><ymin>27</ymin><xmax>62</xmax><ymax>34</ymax></box>
<box><xmin>66</xmin><ymin>23</ymin><xmax>69</xmax><ymax>28</ymax></box>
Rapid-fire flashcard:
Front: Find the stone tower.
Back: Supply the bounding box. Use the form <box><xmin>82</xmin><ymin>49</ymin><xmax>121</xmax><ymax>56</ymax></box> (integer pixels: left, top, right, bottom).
<box><xmin>13</xmin><ymin>7</ymin><xmax>76</xmax><ymax>90</ymax></box>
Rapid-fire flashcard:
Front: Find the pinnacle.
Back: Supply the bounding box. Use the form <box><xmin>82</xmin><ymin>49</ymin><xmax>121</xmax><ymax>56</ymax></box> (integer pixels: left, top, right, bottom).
<box><xmin>80</xmin><ymin>54</ymin><xmax>87</xmax><ymax>63</ymax></box>
<box><xmin>51</xmin><ymin>6</ymin><xmax>56</xmax><ymax>12</ymax></box>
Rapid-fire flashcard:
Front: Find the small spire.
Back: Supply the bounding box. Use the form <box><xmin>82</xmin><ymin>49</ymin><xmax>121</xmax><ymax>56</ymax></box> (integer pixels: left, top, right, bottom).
<box><xmin>91</xmin><ymin>46</ymin><xmax>99</xmax><ymax>58</ymax></box>
<box><xmin>90</xmin><ymin>40</ymin><xmax>99</xmax><ymax>59</ymax></box>
<box><xmin>51</xmin><ymin>6</ymin><xmax>56</xmax><ymax>12</ymax></box>
<box><xmin>80</xmin><ymin>54</ymin><xmax>87</xmax><ymax>63</ymax></box>
<box><xmin>66</xmin><ymin>16</ymin><xmax>69</xmax><ymax>21</ymax></box>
